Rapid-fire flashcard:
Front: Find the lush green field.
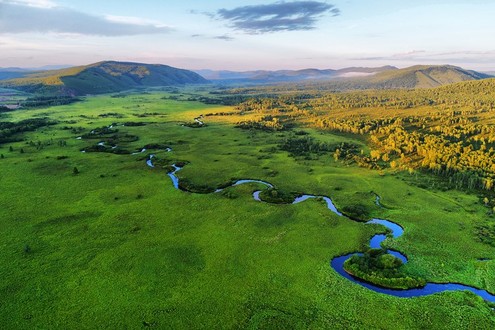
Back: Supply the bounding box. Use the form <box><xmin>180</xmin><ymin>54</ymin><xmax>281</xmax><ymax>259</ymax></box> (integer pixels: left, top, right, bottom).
<box><xmin>1</xmin><ymin>91</ymin><xmax>495</xmax><ymax>329</ymax></box>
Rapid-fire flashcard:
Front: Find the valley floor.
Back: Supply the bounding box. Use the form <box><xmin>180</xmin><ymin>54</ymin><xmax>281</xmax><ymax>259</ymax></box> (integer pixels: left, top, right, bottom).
<box><xmin>1</xmin><ymin>90</ymin><xmax>494</xmax><ymax>329</ymax></box>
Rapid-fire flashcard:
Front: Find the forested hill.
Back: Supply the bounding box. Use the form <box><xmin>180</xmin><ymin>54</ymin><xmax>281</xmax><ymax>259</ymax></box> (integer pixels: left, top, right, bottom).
<box><xmin>0</xmin><ymin>61</ymin><xmax>209</xmax><ymax>95</ymax></box>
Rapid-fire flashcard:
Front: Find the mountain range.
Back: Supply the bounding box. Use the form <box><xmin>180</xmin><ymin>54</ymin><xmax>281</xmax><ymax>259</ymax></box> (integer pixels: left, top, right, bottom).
<box><xmin>195</xmin><ymin>66</ymin><xmax>397</xmax><ymax>83</ymax></box>
<box><xmin>0</xmin><ymin>61</ymin><xmax>491</xmax><ymax>95</ymax></box>
<box><xmin>196</xmin><ymin>65</ymin><xmax>491</xmax><ymax>89</ymax></box>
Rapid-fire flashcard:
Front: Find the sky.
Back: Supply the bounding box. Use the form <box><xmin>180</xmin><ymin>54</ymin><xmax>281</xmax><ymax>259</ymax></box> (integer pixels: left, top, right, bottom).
<box><xmin>0</xmin><ymin>0</ymin><xmax>494</xmax><ymax>71</ymax></box>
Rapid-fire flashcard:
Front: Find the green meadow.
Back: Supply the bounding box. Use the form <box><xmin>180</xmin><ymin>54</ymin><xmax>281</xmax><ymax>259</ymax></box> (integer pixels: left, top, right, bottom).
<box><xmin>1</xmin><ymin>91</ymin><xmax>495</xmax><ymax>329</ymax></box>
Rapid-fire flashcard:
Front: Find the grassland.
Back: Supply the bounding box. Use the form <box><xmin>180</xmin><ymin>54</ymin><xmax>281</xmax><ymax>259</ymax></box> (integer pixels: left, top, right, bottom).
<box><xmin>1</xmin><ymin>90</ymin><xmax>495</xmax><ymax>329</ymax></box>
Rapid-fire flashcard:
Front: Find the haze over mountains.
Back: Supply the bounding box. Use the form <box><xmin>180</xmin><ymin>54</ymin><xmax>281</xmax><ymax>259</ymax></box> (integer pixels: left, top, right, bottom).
<box><xmin>0</xmin><ymin>61</ymin><xmax>492</xmax><ymax>95</ymax></box>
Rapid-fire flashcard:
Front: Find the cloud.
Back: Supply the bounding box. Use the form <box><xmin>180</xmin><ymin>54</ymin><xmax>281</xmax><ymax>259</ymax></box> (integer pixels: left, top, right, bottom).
<box><xmin>190</xmin><ymin>33</ymin><xmax>234</xmax><ymax>41</ymax></box>
<box><xmin>435</xmin><ymin>50</ymin><xmax>495</xmax><ymax>57</ymax></box>
<box><xmin>215</xmin><ymin>1</ymin><xmax>339</xmax><ymax>34</ymax></box>
<box><xmin>355</xmin><ymin>50</ymin><xmax>427</xmax><ymax>61</ymax></box>
<box><xmin>213</xmin><ymin>35</ymin><xmax>234</xmax><ymax>41</ymax></box>
<box><xmin>104</xmin><ymin>15</ymin><xmax>169</xmax><ymax>28</ymax></box>
<box><xmin>354</xmin><ymin>50</ymin><xmax>495</xmax><ymax>66</ymax></box>
<box><xmin>189</xmin><ymin>9</ymin><xmax>215</xmax><ymax>19</ymax></box>
<box><xmin>0</xmin><ymin>1</ymin><xmax>172</xmax><ymax>36</ymax></box>
<box><xmin>0</xmin><ymin>35</ymin><xmax>48</xmax><ymax>50</ymax></box>
<box><xmin>4</xmin><ymin>0</ymin><xmax>56</xmax><ymax>8</ymax></box>
<box><xmin>392</xmin><ymin>50</ymin><xmax>426</xmax><ymax>58</ymax></box>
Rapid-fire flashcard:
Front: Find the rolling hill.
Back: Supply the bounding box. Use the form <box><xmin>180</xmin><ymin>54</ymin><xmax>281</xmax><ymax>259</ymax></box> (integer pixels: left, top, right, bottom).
<box><xmin>0</xmin><ymin>61</ymin><xmax>209</xmax><ymax>95</ymax></box>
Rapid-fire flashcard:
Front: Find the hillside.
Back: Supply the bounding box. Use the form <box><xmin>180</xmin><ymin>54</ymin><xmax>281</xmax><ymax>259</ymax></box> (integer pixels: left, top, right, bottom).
<box><xmin>0</xmin><ymin>61</ymin><xmax>209</xmax><ymax>95</ymax></box>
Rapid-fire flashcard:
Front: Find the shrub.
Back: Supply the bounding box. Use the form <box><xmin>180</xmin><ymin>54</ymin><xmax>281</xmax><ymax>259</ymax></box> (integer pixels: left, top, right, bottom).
<box><xmin>259</xmin><ymin>188</ymin><xmax>297</xmax><ymax>204</ymax></box>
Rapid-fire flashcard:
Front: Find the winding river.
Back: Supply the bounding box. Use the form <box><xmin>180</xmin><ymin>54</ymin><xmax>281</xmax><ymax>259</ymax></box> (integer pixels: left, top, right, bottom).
<box><xmin>147</xmin><ymin>155</ymin><xmax>495</xmax><ymax>302</ymax></box>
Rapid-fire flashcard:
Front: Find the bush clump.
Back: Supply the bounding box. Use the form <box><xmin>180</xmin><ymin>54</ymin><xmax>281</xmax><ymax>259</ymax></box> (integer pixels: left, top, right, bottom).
<box><xmin>258</xmin><ymin>188</ymin><xmax>297</xmax><ymax>204</ymax></box>
<box><xmin>278</xmin><ymin>136</ymin><xmax>332</xmax><ymax>157</ymax></box>
<box><xmin>344</xmin><ymin>249</ymin><xmax>426</xmax><ymax>289</ymax></box>
<box><xmin>81</xmin><ymin>145</ymin><xmax>130</xmax><ymax>154</ymax></box>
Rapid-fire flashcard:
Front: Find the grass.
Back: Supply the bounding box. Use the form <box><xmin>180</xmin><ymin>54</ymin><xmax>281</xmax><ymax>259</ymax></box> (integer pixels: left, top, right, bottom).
<box><xmin>1</xmin><ymin>90</ymin><xmax>495</xmax><ymax>328</ymax></box>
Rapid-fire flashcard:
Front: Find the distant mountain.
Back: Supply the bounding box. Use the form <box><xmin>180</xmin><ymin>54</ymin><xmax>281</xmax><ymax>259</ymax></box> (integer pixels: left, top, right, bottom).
<box><xmin>247</xmin><ymin>68</ymin><xmax>338</xmax><ymax>82</ymax></box>
<box><xmin>0</xmin><ymin>72</ymin><xmax>28</xmax><ymax>81</ymax></box>
<box><xmin>0</xmin><ymin>61</ymin><xmax>209</xmax><ymax>95</ymax></box>
<box><xmin>336</xmin><ymin>66</ymin><xmax>398</xmax><ymax>77</ymax></box>
<box><xmin>0</xmin><ymin>67</ymin><xmax>33</xmax><ymax>80</ymax></box>
<box><xmin>0</xmin><ymin>65</ymin><xmax>71</xmax><ymax>72</ymax></box>
<box><xmin>0</xmin><ymin>65</ymin><xmax>74</xmax><ymax>81</ymax></box>
<box><xmin>0</xmin><ymin>68</ymin><xmax>30</xmax><ymax>72</ymax></box>
<box><xmin>32</xmin><ymin>65</ymin><xmax>73</xmax><ymax>71</ymax></box>
<box><xmin>194</xmin><ymin>69</ymin><xmax>267</xmax><ymax>81</ymax></box>
<box><xmin>196</xmin><ymin>65</ymin><xmax>490</xmax><ymax>89</ymax></box>
<box><xmin>195</xmin><ymin>66</ymin><xmax>397</xmax><ymax>84</ymax></box>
